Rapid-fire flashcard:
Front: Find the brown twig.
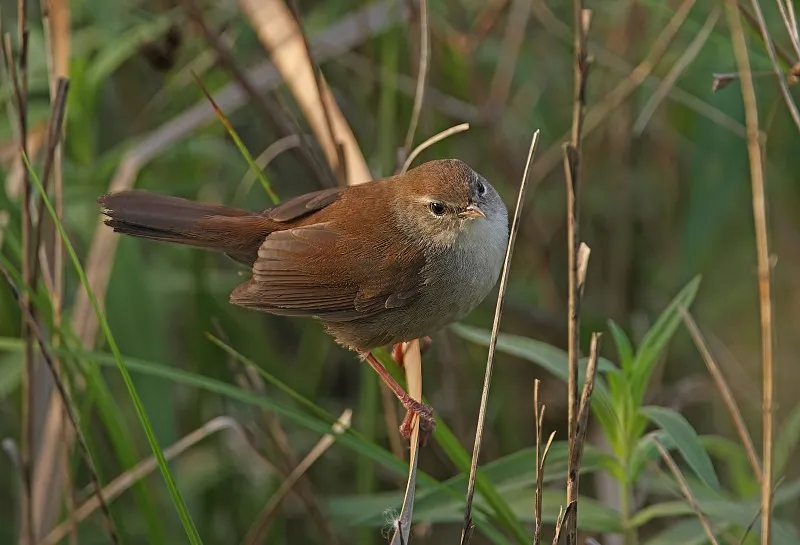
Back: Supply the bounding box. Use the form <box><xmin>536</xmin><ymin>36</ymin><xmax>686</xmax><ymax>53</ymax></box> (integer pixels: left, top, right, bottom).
<box><xmin>724</xmin><ymin>3</ymin><xmax>775</xmax><ymax>544</ymax></box>
<box><xmin>533</xmin><ymin>379</ymin><xmax>556</xmax><ymax>545</ymax></box>
<box><xmin>41</xmin><ymin>417</ymin><xmax>268</xmax><ymax>545</ymax></box>
<box><xmin>566</xmin><ymin>333</ymin><xmax>601</xmax><ymax>543</ymax></box>
<box><xmin>401</xmin><ymin>0</ymin><xmax>429</xmax><ymax>160</ymax></box>
<box><xmin>552</xmin><ymin>503</ymin><xmax>575</xmax><ymax>545</ymax></box>
<box><xmin>653</xmin><ymin>438</ymin><xmax>720</xmax><ymax>545</ymax></box>
<box><xmin>243</xmin><ymin>410</ymin><xmax>352</xmax><ymax>545</ymax></box>
<box><xmin>30</xmin><ymin>78</ymin><xmax>69</xmax><ymax>291</ymax></box>
<box><xmin>680</xmin><ymin>308</ymin><xmax>762</xmax><ymax>480</ymax></box>
<box><xmin>4</xmin><ymin>10</ymin><xmax>35</xmax><ymax>541</ymax></box>
<box><xmin>0</xmin><ymin>262</ymin><xmax>119</xmax><ymax>545</ymax></box>
<box><xmin>238</xmin><ymin>0</ymin><xmax>375</xmax><ymax>185</ymax></box>
<box><xmin>401</xmin><ymin>123</ymin><xmax>470</xmax><ymax>172</ymax></box>
<box><xmin>742</xmin><ymin>0</ymin><xmax>800</xmax><ymax>132</ymax></box>
<box><xmin>179</xmin><ymin>0</ymin><xmax>332</xmax><ymax>187</ymax></box>
<box><xmin>459</xmin><ymin>129</ymin><xmax>540</xmax><ymax>545</ymax></box>
<box><xmin>563</xmin><ymin>2</ymin><xmax>591</xmax><ymax>541</ymax></box>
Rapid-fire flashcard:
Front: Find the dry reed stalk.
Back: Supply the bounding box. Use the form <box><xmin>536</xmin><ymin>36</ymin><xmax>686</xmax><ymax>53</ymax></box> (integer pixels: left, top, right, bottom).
<box><xmin>242</xmin><ymin>411</ymin><xmax>352</xmax><ymax>545</ymax></box>
<box><xmin>653</xmin><ymin>438</ymin><xmax>720</xmax><ymax>545</ymax></box>
<box><xmin>563</xmin><ymin>2</ymin><xmax>592</xmax><ymax>541</ymax></box>
<box><xmin>238</xmin><ymin>0</ymin><xmax>373</xmax><ymax>185</ymax></box>
<box><xmin>460</xmin><ymin>130</ymin><xmax>540</xmax><ymax>544</ymax></box>
<box><xmin>724</xmin><ymin>2</ymin><xmax>775</xmax><ymax>543</ymax></box>
<box><xmin>681</xmin><ymin>309</ymin><xmax>762</xmax><ymax>479</ymax></box>
<box><xmin>40</xmin><ymin>417</ymin><xmax>271</xmax><ymax>545</ymax></box>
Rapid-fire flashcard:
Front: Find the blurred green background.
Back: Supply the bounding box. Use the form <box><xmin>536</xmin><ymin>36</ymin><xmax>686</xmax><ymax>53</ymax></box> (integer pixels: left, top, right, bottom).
<box><xmin>2</xmin><ymin>0</ymin><xmax>800</xmax><ymax>543</ymax></box>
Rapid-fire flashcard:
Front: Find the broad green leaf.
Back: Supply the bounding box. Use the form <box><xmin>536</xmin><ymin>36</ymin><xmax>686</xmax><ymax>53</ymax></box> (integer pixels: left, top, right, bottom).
<box><xmin>644</xmin><ymin>519</ymin><xmax>731</xmax><ymax>545</ymax></box>
<box><xmin>630</xmin><ymin>276</ymin><xmax>701</xmax><ymax>404</ymax></box>
<box><xmin>630</xmin><ymin>501</ymin><xmax>694</xmax><ymax>527</ymax></box>
<box><xmin>640</xmin><ymin>406</ymin><xmax>720</xmax><ymax>492</ymax></box>
<box><xmin>451</xmin><ymin>323</ymin><xmax>620</xmax><ymax>442</ymax></box>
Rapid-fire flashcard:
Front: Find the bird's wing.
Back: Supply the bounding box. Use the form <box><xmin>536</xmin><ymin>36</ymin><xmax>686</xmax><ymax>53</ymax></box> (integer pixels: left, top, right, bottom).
<box><xmin>263</xmin><ymin>187</ymin><xmax>346</xmax><ymax>222</ymax></box>
<box><xmin>230</xmin><ymin>220</ymin><xmax>426</xmax><ymax>320</ymax></box>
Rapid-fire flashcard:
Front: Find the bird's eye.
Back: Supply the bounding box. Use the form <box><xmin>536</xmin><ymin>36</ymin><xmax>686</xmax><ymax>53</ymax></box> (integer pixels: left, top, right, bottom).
<box><xmin>477</xmin><ymin>181</ymin><xmax>486</xmax><ymax>195</ymax></box>
<box><xmin>429</xmin><ymin>202</ymin><xmax>446</xmax><ymax>216</ymax></box>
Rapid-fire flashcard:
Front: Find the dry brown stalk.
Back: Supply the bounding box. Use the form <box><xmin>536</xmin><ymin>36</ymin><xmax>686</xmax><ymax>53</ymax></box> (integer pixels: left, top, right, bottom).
<box><xmin>242</xmin><ymin>411</ymin><xmax>352</xmax><ymax>545</ymax></box>
<box><xmin>680</xmin><ymin>308</ymin><xmax>762</xmax><ymax>480</ymax></box>
<box><xmin>179</xmin><ymin>0</ymin><xmax>332</xmax><ymax>187</ymax></box>
<box><xmin>724</xmin><ymin>2</ymin><xmax>775</xmax><ymax>543</ymax></box>
<box><xmin>653</xmin><ymin>438</ymin><xmax>720</xmax><ymax>545</ymax></box>
<box><xmin>401</xmin><ymin>0</ymin><xmax>429</xmax><ymax>160</ymax></box>
<box><xmin>41</xmin><ymin>417</ymin><xmax>270</xmax><ymax>545</ymax></box>
<box><xmin>742</xmin><ymin>0</ymin><xmax>800</xmax><ymax>132</ymax></box>
<box><xmin>563</xmin><ymin>2</ymin><xmax>592</xmax><ymax>541</ymax></box>
<box><xmin>460</xmin><ymin>130</ymin><xmax>540</xmax><ymax>545</ymax></box>
<box><xmin>533</xmin><ymin>379</ymin><xmax>557</xmax><ymax>545</ymax></box>
<box><xmin>238</xmin><ymin>0</ymin><xmax>372</xmax><ymax>185</ymax></box>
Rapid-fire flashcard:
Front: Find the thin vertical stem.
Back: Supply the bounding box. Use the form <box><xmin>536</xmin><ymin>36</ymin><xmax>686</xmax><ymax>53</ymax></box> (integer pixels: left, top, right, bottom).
<box><xmin>724</xmin><ymin>2</ymin><xmax>774</xmax><ymax>544</ymax></box>
<box><xmin>563</xmin><ymin>4</ymin><xmax>592</xmax><ymax>545</ymax></box>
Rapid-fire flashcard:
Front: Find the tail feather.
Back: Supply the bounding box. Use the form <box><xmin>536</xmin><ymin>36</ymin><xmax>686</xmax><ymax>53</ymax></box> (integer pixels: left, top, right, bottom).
<box><xmin>98</xmin><ymin>190</ymin><xmax>272</xmax><ymax>264</ymax></box>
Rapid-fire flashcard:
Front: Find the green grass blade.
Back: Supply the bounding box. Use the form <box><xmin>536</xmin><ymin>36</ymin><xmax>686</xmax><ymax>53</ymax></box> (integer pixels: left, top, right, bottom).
<box><xmin>192</xmin><ymin>74</ymin><xmax>279</xmax><ymax>204</ymax></box>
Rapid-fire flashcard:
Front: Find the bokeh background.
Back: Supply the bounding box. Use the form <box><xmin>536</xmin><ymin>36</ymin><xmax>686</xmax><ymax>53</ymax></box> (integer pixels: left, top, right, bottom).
<box><xmin>2</xmin><ymin>0</ymin><xmax>800</xmax><ymax>543</ymax></box>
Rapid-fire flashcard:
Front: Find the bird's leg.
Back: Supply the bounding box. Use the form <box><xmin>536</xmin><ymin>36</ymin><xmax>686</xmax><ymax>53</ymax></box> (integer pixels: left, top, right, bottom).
<box><xmin>390</xmin><ymin>336</ymin><xmax>432</xmax><ymax>368</ymax></box>
<box><xmin>361</xmin><ymin>351</ymin><xmax>436</xmax><ymax>444</ymax></box>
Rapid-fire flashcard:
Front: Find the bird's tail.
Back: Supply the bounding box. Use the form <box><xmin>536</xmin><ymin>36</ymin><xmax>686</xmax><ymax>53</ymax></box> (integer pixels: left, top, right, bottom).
<box><xmin>98</xmin><ymin>190</ymin><xmax>271</xmax><ymax>264</ymax></box>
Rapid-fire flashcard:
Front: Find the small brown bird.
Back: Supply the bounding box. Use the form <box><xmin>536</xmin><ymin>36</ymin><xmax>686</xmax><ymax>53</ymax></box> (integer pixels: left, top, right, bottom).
<box><xmin>98</xmin><ymin>159</ymin><xmax>509</xmax><ymax>442</ymax></box>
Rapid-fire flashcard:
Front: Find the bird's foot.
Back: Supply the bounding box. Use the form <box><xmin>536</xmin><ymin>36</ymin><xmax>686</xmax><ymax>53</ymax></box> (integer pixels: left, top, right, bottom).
<box><xmin>398</xmin><ymin>396</ymin><xmax>436</xmax><ymax>446</ymax></box>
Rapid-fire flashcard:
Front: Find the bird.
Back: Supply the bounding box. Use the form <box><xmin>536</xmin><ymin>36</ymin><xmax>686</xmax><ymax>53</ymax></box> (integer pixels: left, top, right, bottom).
<box><xmin>98</xmin><ymin>159</ymin><xmax>509</xmax><ymax>442</ymax></box>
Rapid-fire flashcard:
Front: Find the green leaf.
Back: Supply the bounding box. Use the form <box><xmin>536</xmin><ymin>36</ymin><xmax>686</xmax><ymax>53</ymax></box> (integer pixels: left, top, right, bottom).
<box><xmin>640</xmin><ymin>406</ymin><xmax>720</xmax><ymax>492</ymax></box>
<box><xmin>608</xmin><ymin>319</ymin><xmax>634</xmax><ymax>371</ymax></box>
<box><xmin>629</xmin><ymin>501</ymin><xmax>694</xmax><ymax>527</ymax></box>
<box><xmin>643</xmin><ymin>519</ymin><xmax>730</xmax><ymax>545</ymax></box>
<box><xmin>451</xmin><ymin>323</ymin><xmax>620</xmax><ymax>443</ymax></box>
<box><xmin>630</xmin><ymin>276</ymin><xmax>701</xmax><ymax>404</ymax></box>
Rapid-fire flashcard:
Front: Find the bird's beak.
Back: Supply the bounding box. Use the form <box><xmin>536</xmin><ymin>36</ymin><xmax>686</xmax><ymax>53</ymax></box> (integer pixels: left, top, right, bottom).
<box><xmin>458</xmin><ymin>204</ymin><xmax>486</xmax><ymax>220</ymax></box>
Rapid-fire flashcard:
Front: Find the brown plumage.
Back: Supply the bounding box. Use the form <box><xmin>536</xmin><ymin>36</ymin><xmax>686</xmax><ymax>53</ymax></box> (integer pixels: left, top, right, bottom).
<box><xmin>98</xmin><ymin>159</ymin><xmax>509</xmax><ymax>442</ymax></box>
